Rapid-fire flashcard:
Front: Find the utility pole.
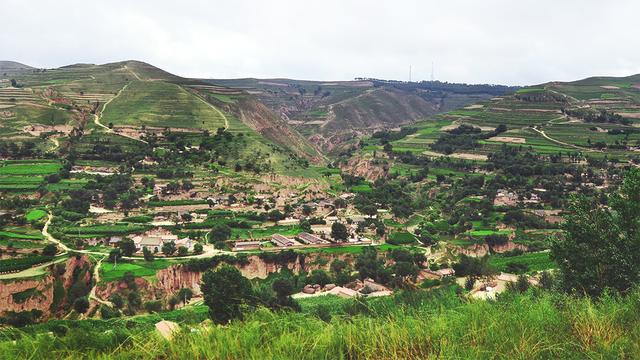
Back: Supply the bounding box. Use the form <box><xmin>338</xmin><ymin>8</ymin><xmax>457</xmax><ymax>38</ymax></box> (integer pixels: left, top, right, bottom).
<box><xmin>409</xmin><ymin>65</ymin><xmax>412</xmax><ymax>82</ymax></box>
<box><xmin>431</xmin><ymin>61</ymin><xmax>435</xmax><ymax>82</ymax></box>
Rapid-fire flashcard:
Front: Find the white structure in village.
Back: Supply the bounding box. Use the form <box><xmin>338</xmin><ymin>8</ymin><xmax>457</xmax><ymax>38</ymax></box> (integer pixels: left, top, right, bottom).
<box><xmin>129</xmin><ymin>228</ymin><xmax>193</xmax><ymax>253</ymax></box>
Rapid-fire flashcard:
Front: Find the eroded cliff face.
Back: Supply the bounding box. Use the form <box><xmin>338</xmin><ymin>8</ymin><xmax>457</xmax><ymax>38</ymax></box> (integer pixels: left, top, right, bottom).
<box><xmin>458</xmin><ymin>241</ymin><xmax>528</xmax><ymax>257</ymax></box>
<box><xmin>0</xmin><ymin>275</ymin><xmax>54</xmax><ymax>316</ymax></box>
<box><xmin>97</xmin><ymin>253</ymin><xmax>354</xmax><ymax>301</ymax></box>
<box><xmin>0</xmin><ymin>255</ymin><xmax>93</xmax><ymax>319</ymax></box>
<box><xmin>339</xmin><ymin>156</ymin><xmax>389</xmax><ymax>182</ymax></box>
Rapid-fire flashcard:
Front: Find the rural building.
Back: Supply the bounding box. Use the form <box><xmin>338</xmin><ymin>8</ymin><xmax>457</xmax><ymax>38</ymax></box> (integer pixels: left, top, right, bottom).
<box><xmin>271</xmin><ymin>234</ymin><xmax>295</xmax><ymax>247</ymax></box>
<box><xmin>108</xmin><ymin>236</ymin><xmax>123</xmax><ymax>247</ymax></box>
<box><xmin>232</xmin><ymin>241</ymin><xmax>262</xmax><ymax>251</ymax></box>
<box><xmin>131</xmin><ymin>228</ymin><xmax>192</xmax><ymax>252</ymax></box>
<box><xmin>137</xmin><ymin>237</ymin><xmax>164</xmax><ymax>252</ymax></box>
<box><xmin>277</xmin><ymin>218</ymin><xmax>300</xmax><ymax>226</ymax></box>
<box><xmin>86</xmin><ymin>238</ymin><xmax>101</xmax><ymax>246</ymax></box>
<box><xmin>296</xmin><ymin>232</ymin><xmax>325</xmax><ymax>245</ymax></box>
<box><xmin>494</xmin><ymin>189</ymin><xmax>518</xmax><ymax>207</ymax></box>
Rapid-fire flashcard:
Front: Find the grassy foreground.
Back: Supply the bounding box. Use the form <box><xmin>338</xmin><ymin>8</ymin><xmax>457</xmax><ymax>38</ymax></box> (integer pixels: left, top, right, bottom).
<box><xmin>3</xmin><ymin>287</ymin><xmax>640</xmax><ymax>359</ymax></box>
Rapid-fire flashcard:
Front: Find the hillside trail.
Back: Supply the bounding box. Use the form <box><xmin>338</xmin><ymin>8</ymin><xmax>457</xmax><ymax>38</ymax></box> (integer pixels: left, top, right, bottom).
<box><xmin>48</xmin><ymin>136</ymin><xmax>60</xmax><ymax>152</ymax></box>
<box><xmin>531</xmin><ymin>126</ymin><xmax>598</xmax><ymax>152</ymax></box>
<box><xmin>124</xmin><ymin>65</ymin><xmax>142</xmax><ymax>81</ymax></box>
<box><xmin>86</xmin><ymin>255</ymin><xmax>114</xmax><ymax>312</ymax></box>
<box><xmin>43</xmin><ymin>213</ymin><xmax>70</xmax><ymax>252</ymax></box>
<box><xmin>93</xmin><ymin>80</ymin><xmax>148</xmax><ymax>144</ymax></box>
<box><xmin>190</xmin><ymin>89</ymin><xmax>229</xmax><ymax>130</ymax></box>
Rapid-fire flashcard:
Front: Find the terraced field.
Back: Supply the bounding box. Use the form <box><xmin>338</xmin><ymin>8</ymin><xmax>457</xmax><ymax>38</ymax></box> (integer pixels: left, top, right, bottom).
<box><xmin>383</xmin><ymin>75</ymin><xmax>640</xmax><ymax>161</ymax></box>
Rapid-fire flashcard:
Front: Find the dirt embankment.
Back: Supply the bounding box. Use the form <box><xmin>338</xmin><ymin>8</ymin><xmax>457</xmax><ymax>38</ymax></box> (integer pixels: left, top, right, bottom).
<box><xmin>339</xmin><ymin>156</ymin><xmax>388</xmax><ymax>182</ymax></box>
<box><xmin>208</xmin><ymin>94</ymin><xmax>323</xmax><ymax>163</ymax></box>
<box><xmin>97</xmin><ymin>253</ymin><xmax>354</xmax><ymax>301</ymax></box>
<box><xmin>0</xmin><ymin>255</ymin><xmax>93</xmax><ymax>318</ymax></box>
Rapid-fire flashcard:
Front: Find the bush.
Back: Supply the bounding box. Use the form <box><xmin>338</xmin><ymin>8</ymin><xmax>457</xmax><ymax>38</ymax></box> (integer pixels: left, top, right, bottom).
<box><xmin>144</xmin><ymin>300</ymin><xmax>163</xmax><ymax>313</ymax></box>
<box><xmin>42</xmin><ymin>244</ymin><xmax>57</xmax><ymax>256</ymax></box>
<box><xmin>307</xmin><ymin>270</ymin><xmax>331</xmax><ymax>286</ymax></box>
<box><xmin>73</xmin><ymin>297</ymin><xmax>90</xmax><ymax>314</ymax></box>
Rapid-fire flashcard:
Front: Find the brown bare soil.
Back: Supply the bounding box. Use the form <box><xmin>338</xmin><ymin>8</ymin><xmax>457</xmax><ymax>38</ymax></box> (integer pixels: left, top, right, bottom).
<box><xmin>617</xmin><ymin>112</ymin><xmax>640</xmax><ymax>119</ymax></box>
<box><xmin>487</xmin><ymin>136</ymin><xmax>526</xmax><ymax>144</ymax></box>
<box><xmin>23</xmin><ymin>124</ymin><xmax>73</xmax><ymax>136</ymax></box>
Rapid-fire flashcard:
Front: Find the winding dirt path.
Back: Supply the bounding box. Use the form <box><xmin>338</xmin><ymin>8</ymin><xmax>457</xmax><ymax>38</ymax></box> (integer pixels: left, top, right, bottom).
<box><xmin>88</xmin><ymin>256</ymin><xmax>113</xmax><ymax>308</ymax></box>
<box><xmin>531</xmin><ymin>126</ymin><xmax>597</xmax><ymax>152</ymax></box>
<box><xmin>190</xmin><ymin>89</ymin><xmax>229</xmax><ymax>130</ymax></box>
<box><xmin>93</xmin><ymin>81</ymin><xmax>148</xmax><ymax>144</ymax></box>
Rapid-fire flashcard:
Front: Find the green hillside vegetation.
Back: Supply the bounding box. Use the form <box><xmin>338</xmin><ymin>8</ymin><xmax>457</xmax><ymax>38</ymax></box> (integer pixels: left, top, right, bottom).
<box><xmin>360</xmin><ymin>73</ymin><xmax>639</xmax><ymax>164</ymax></box>
<box><xmin>100</xmin><ymin>80</ymin><xmax>227</xmax><ymax>130</ymax></box>
<box><xmin>4</xmin><ymin>288</ymin><xmax>640</xmax><ymax>359</ymax></box>
<box><xmin>209</xmin><ymin>78</ymin><xmax>517</xmax><ymax>152</ymax></box>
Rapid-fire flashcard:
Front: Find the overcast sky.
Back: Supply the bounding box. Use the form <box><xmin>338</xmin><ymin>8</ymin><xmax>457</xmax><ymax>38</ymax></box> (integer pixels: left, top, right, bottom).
<box><xmin>3</xmin><ymin>0</ymin><xmax>640</xmax><ymax>85</ymax></box>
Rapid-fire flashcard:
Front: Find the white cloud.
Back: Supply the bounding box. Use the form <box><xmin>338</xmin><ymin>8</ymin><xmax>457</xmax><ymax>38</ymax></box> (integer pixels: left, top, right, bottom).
<box><xmin>2</xmin><ymin>0</ymin><xmax>640</xmax><ymax>85</ymax></box>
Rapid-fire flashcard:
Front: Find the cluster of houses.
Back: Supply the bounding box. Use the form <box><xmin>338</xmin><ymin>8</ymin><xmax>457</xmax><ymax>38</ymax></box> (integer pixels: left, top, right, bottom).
<box><xmin>232</xmin><ymin>231</ymin><xmax>371</xmax><ymax>252</ymax></box>
<box><xmin>493</xmin><ymin>189</ymin><xmax>542</xmax><ymax>207</ymax></box>
<box><xmin>99</xmin><ymin>228</ymin><xmax>194</xmax><ymax>253</ymax></box>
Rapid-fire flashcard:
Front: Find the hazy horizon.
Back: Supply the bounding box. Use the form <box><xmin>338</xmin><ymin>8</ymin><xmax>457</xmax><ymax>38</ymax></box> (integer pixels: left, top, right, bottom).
<box><xmin>3</xmin><ymin>0</ymin><xmax>640</xmax><ymax>86</ymax></box>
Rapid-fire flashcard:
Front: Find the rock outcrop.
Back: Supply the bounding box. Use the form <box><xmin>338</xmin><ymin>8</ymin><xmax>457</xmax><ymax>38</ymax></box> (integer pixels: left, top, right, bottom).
<box><xmin>458</xmin><ymin>241</ymin><xmax>528</xmax><ymax>257</ymax></box>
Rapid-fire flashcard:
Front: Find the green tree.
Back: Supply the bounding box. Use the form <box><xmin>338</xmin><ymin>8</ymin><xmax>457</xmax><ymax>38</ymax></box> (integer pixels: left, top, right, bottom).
<box><xmin>507</xmin><ymin>274</ymin><xmax>530</xmax><ymax>294</ymax></box>
<box><xmin>142</xmin><ymin>247</ymin><xmax>154</xmax><ymax>261</ymax></box>
<box><xmin>355</xmin><ymin>247</ymin><xmax>388</xmax><ymax>283</ymax></box>
<box><xmin>177</xmin><ymin>288</ymin><xmax>193</xmax><ymax>305</ymax></box>
<box><xmin>127</xmin><ymin>291</ymin><xmax>142</xmax><ymax>311</ymax></box>
<box><xmin>193</xmin><ymin>242</ymin><xmax>203</xmax><ymax>255</ymax></box>
<box><xmin>109</xmin><ymin>293</ymin><xmax>124</xmax><ymax>309</ymax></box>
<box><xmin>307</xmin><ymin>269</ymin><xmax>331</xmax><ymax>286</ymax></box>
<box><xmin>162</xmin><ymin>241</ymin><xmax>177</xmax><ymax>256</ymax></box>
<box><xmin>210</xmin><ymin>225</ymin><xmax>232</xmax><ymax>243</ymax></box>
<box><xmin>42</xmin><ymin>244</ymin><xmax>57</xmax><ymax>256</ymax></box>
<box><xmin>73</xmin><ymin>297</ymin><xmax>90</xmax><ymax>314</ymax></box>
<box><xmin>178</xmin><ymin>246</ymin><xmax>188</xmax><ymax>256</ymax></box>
<box><xmin>271</xmin><ymin>277</ymin><xmax>299</xmax><ymax>310</ymax></box>
<box><xmin>539</xmin><ymin>271</ymin><xmax>554</xmax><ymax>290</ymax></box>
<box><xmin>201</xmin><ymin>265</ymin><xmax>253</xmax><ymax>324</ymax></box>
<box><xmin>331</xmin><ymin>222</ymin><xmax>349</xmax><ymax>241</ymax></box>
<box><xmin>144</xmin><ymin>300</ymin><xmax>163</xmax><ymax>313</ymax></box>
<box><xmin>168</xmin><ymin>296</ymin><xmax>179</xmax><ymax>310</ymax></box>
<box><xmin>107</xmin><ymin>248</ymin><xmax>122</xmax><ymax>263</ymax></box>
<box><xmin>118</xmin><ymin>239</ymin><xmax>136</xmax><ymax>257</ymax></box>
<box><xmin>122</xmin><ymin>271</ymin><xmax>137</xmax><ymax>290</ymax></box>
<box><xmin>551</xmin><ymin>168</ymin><xmax>640</xmax><ymax>296</ymax></box>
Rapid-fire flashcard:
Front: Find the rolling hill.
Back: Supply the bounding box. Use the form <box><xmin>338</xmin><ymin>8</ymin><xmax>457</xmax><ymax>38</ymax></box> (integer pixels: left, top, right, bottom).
<box><xmin>209</xmin><ymin>78</ymin><xmax>518</xmax><ymax>152</ymax></box>
<box><xmin>368</xmin><ymin>73</ymin><xmax>640</xmax><ymax>163</ymax></box>
<box><xmin>0</xmin><ymin>60</ymin><xmax>323</xmax><ymax>165</ymax></box>
<box><xmin>0</xmin><ymin>61</ymin><xmax>34</xmax><ymax>74</ymax></box>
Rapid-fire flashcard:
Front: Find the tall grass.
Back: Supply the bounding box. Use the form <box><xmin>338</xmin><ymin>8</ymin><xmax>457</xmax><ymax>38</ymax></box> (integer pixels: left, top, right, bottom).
<box><xmin>3</xmin><ymin>288</ymin><xmax>640</xmax><ymax>359</ymax></box>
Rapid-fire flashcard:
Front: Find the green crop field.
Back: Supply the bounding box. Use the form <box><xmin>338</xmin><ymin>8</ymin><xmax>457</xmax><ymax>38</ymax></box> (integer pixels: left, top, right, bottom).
<box><xmin>0</xmin><ymin>230</ymin><xmax>43</xmax><ymax>240</ymax></box>
<box><xmin>0</xmin><ymin>162</ymin><xmax>60</xmax><ymax>175</ymax></box>
<box><xmin>489</xmin><ymin>251</ymin><xmax>556</xmax><ymax>273</ymax></box>
<box><xmin>25</xmin><ymin>210</ymin><xmax>47</xmax><ymax>222</ymax></box>
<box><xmin>100</xmin><ymin>259</ymin><xmax>176</xmax><ymax>283</ymax></box>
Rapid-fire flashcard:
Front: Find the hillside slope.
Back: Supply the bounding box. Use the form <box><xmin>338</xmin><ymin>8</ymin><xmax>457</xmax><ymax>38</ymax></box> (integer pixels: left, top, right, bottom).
<box><xmin>376</xmin><ymin>73</ymin><xmax>640</xmax><ymax>162</ymax></box>
<box><xmin>0</xmin><ymin>61</ymin><xmax>34</xmax><ymax>73</ymax></box>
<box><xmin>209</xmin><ymin>78</ymin><xmax>516</xmax><ymax>152</ymax></box>
<box><xmin>0</xmin><ymin>60</ymin><xmax>322</xmax><ymax>163</ymax></box>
